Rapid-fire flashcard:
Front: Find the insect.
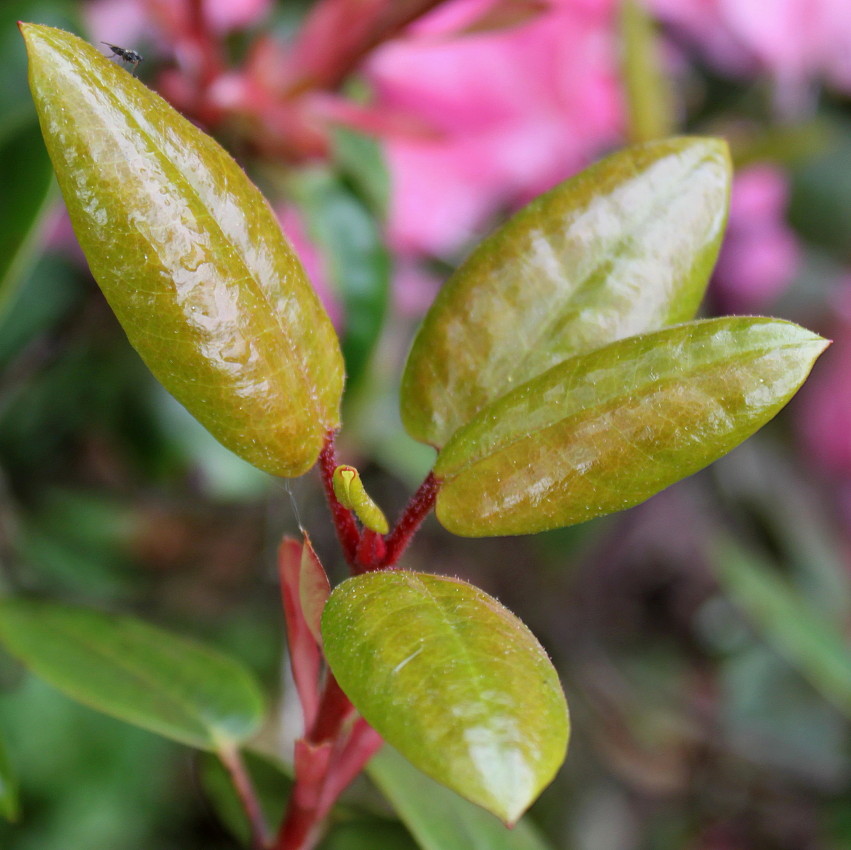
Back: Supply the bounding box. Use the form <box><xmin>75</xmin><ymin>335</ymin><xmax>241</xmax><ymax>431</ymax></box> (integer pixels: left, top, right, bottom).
<box><xmin>101</xmin><ymin>42</ymin><xmax>143</xmax><ymax>74</ymax></box>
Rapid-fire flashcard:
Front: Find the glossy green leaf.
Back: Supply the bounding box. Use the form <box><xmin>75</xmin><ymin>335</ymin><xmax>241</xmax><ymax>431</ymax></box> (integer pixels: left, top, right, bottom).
<box><xmin>322</xmin><ymin>571</ymin><xmax>569</xmax><ymax>825</ymax></box>
<box><xmin>0</xmin><ymin>598</ymin><xmax>266</xmax><ymax>750</ymax></box>
<box><xmin>0</xmin><ymin>118</ymin><xmax>55</xmax><ymax>321</ymax></box>
<box><xmin>620</xmin><ymin>0</ymin><xmax>674</xmax><ymax>144</ymax></box>
<box><xmin>367</xmin><ymin>746</ymin><xmax>553</xmax><ymax>850</ymax></box>
<box><xmin>401</xmin><ymin>137</ymin><xmax>731</xmax><ymax>448</ymax></box>
<box><xmin>434</xmin><ymin>317</ymin><xmax>828</xmax><ymax>537</ymax></box>
<box><xmin>22</xmin><ymin>23</ymin><xmax>343</xmax><ymax>477</ymax></box>
<box><xmin>711</xmin><ymin>538</ymin><xmax>851</xmax><ymax>718</ymax></box>
<box><xmin>0</xmin><ymin>732</ymin><xmax>18</xmax><ymax>822</ymax></box>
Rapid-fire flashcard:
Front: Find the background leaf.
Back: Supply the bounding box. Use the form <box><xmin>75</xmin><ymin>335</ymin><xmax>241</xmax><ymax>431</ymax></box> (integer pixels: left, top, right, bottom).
<box><xmin>322</xmin><ymin>571</ymin><xmax>569</xmax><ymax>825</ymax></box>
<box><xmin>288</xmin><ymin>167</ymin><xmax>390</xmax><ymax>397</ymax></box>
<box><xmin>619</xmin><ymin>0</ymin><xmax>674</xmax><ymax>144</ymax></box>
<box><xmin>710</xmin><ymin>537</ymin><xmax>851</xmax><ymax>718</ymax></box>
<box><xmin>0</xmin><ymin>598</ymin><xmax>266</xmax><ymax>750</ymax></box>
<box><xmin>434</xmin><ymin>317</ymin><xmax>828</xmax><ymax>536</ymax></box>
<box><xmin>23</xmin><ymin>23</ymin><xmax>343</xmax><ymax>477</ymax></box>
<box><xmin>0</xmin><ymin>732</ymin><xmax>18</xmax><ymax>822</ymax></box>
<box><xmin>400</xmin><ymin>137</ymin><xmax>731</xmax><ymax>447</ymax></box>
<box><xmin>0</xmin><ymin>118</ymin><xmax>55</xmax><ymax>321</ymax></box>
<box><xmin>331</xmin><ymin>126</ymin><xmax>391</xmax><ymax>220</ymax></box>
<box><xmin>367</xmin><ymin>746</ymin><xmax>553</xmax><ymax>850</ymax></box>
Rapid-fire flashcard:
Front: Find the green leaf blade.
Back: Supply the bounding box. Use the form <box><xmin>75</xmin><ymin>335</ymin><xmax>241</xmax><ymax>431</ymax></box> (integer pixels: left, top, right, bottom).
<box><xmin>0</xmin><ymin>118</ymin><xmax>55</xmax><ymax>321</ymax></box>
<box><xmin>0</xmin><ymin>732</ymin><xmax>18</xmax><ymax>822</ymax></box>
<box><xmin>434</xmin><ymin>317</ymin><xmax>828</xmax><ymax>536</ymax></box>
<box><xmin>322</xmin><ymin>571</ymin><xmax>569</xmax><ymax>825</ymax></box>
<box><xmin>22</xmin><ymin>23</ymin><xmax>344</xmax><ymax>477</ymax></box>
<box><xmin>368</xmin><ymin>746</ymin><xmax>554</xmax><ymax>850</ymax></box>
<box><xmin>0</xmin><ymin>599</ymin><xmax>266</xmax><ymax>751</ymax></box>
<box><xmin>711</xmin><ymin>539</ymin><xmax>851</xmax><ymax>718</ymax></box>
<box><xmin>401</xmin><ymin>137</ymin><xmax>731</xmax><ymax>448</ymax></box>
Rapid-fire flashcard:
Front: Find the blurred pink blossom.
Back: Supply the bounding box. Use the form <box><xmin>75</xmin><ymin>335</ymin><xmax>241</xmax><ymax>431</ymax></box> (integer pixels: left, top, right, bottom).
<box><xmin>649</xmin><ymin>0</ymin><xmax>851</xmax><ymax>95</ymax></box>
<box><xmin>202</xmin><ymin>0</ymin><xmax>271</xmax><ymax>33</ymax></box>
<box><xmin>84</xmin><ymin>0</ymin><xmax>151</xmax><ymax>51</ymax></box>
<box><xmin>85</xmin><ymin>0</ymin><xmax>271</xmax><ymax>44</ymax></box>
<box><xmin>366</xmin><ymin>0</ymin><xmax>624</xmax><ymax>256</ymax></box>
<box><xmin>712</xmin><ymin>165</ymin><xmax>800</xmax><ymax>312</ymax></box>
<box><xmin>393</xmin><ymin>261</ymin><xmax>442</xmax><ymax>318</ymax></box>
<box><xmin>276</xmin><ymin>207</ymin><xmax>342</xmax><ymax>328</ymax></box>
<box><xmin>796</xmin><ymin>282</ymin><xmax>851</xmax><ymax>479</ymax></box>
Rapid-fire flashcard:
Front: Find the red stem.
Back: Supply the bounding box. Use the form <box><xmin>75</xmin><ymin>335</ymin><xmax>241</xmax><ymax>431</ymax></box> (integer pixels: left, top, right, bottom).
<box><xmin>217</xmin><ymin>744</ymin><xmax>269</xmax><ymax>850</ymax></box>
<box><xmin>318</xmin><ymin>433</ymin><xmax>360</xmax><ymax>564</ymax></box>
<box><xmin>308</xmin><ymin>674</ymin><xmax>353</xmax><ymax>744</ymax></box>
<box><xmin>382</xmin><ymin>472</ymin><xmax>439</xmax><ymax>567</ymax></box>
<box><xmin>274</xmin><ymin>673</ymin><xmax>357</xmax><ymax>850</ymax></box>
<box><xmin>354</xmin><ymin>529</ymin><xmax>387</xmax><ymax>573</ymax></box>
<box><xmin>285</xmin><ymin>0</ymin><xmax>451</xmax><ymax>94</ymax></box>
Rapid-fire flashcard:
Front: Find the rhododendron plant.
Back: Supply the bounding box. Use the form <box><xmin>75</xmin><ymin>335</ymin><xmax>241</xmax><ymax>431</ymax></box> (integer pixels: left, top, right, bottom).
<box><xmin>0</xmin><ymin>21</ymin><xmax>829</xmax><ymax>850</ymax></box>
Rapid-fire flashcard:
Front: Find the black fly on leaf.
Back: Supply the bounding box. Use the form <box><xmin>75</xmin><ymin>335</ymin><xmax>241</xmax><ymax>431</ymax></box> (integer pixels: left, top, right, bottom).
<box><xmin>101</xmin><ymin>42</ymin><xmax>143</xmax><ymax>74</ymax></box>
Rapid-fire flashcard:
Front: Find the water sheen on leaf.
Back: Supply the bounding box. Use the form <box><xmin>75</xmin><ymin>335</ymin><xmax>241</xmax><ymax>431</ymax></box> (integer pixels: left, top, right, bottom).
<box><xmin>434</xmin><ymin>317</ymin><xmax>828</xmax><ymax>536</ymax></box>
<box><xmin>21</xmin><ymin>24</ymin><xmax>343</xmax><ymax>477</ymax></box>
<box><xmin>401</xmin><ymin>137</ymin><xmax>731</xmax><ymax>448</ymax></box>
<box><xmin>322</xmin><ymin>571</ymin><xmax>569</xmax><ymax>825</ymax></box>
<box><xmin>0</xmin><ymin>598</ymin><xmax>266</xmax><ymax>751</ymax></box>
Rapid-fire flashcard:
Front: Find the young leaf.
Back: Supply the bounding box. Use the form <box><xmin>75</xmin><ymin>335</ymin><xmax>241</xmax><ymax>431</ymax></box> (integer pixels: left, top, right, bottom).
<box><xmin>21</xmin><ymin>23</ymin><xmax>344</xmax><ymax>477</ymax></box>
<box><xmin>710</xmin><ymin>538</ymin><xmax>851</xmax><ymax>718</ymax></box>
<box><xmin>367</xmin><ymin>746</ymin><xmax>554</xmax><ymax>850</ymax></box>
<box><xmin>0</xmin><ymin>598</ymin><xmax>266</xmax><ymax>750</ymax></box>
<box><xmin>401</xmin><ymin>137</ymin><xmax>731</xmax><ymax>448</ymax></box>
<box><xmin>321</xmin><ymin>571</ymin><xmax>569</xmax><ymax>826</ymax></box>
<box><xmin>279</xmin><ymin>535</ymin><xmax>328</xmax><ymax>728</ymax></box>
<box><xmin>332</xmin><ymin>465</ymin><xmax>390</xmax><ymax>534</ymax></box>
<box><xmin>434</xmin><ymin>317</ymin><xmax>828</xmax><ymax>536</ymax></box>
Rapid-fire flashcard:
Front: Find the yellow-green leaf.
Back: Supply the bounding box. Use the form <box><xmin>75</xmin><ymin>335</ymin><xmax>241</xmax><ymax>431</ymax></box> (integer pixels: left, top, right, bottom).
<box><xmin>401</xmin><ymin>137</ymin><xmax>731</xmax><ymax>448</ymax></box>
<box><xmin>434</xmin><ymin>317</ymin><xmax>828</xmax><ymax>536</ymax></box>
<box><xmin>322</xmin><ymin>571</ymin><xmax>569</xmax><ymax>825</ymax></box>
<box><xmin>21</xmin><ymin>23</ymin><xmax>343</xmax><ymax>477</ymax></box>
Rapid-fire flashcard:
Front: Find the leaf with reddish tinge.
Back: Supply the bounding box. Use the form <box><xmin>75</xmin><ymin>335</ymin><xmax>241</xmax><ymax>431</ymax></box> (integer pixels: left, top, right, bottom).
<box><xmin>21</xmin><ymin>23</ymin><xmax>343</xmax><ymax>477</ymax></box>
<box><xmin>322</xmin><ymin>571</ymin><xmax>569</xmax><ymax>825</ymax></box>
<box><xmin>434</xmin><ymin>317</ymin><xmax>828</xmax><ymax>536</ymax></box>
<box><xmin>279</xmin><ymin>535</ymin><xmax>330</xmax><ymax>728</ymax></box>
<box><xmin>401</xmin><ymin>137</ymin><xmax>731</xmax><ymax>448</ymax></box>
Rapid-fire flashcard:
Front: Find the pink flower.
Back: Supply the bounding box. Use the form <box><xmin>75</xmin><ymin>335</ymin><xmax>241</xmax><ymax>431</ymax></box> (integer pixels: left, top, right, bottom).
<box><xmin>648</xmin><ymin>0</ymin><xmax>851</xmax><ymax>95</ymax></box>
<box><xmin>85</xmin><ymin>0</ymin><xmax>272</xmax><ymax>44</ymax></box>
<box><xmin>712</xmin><ymin>165</ymin><xmax>800</xmax><ymax>312</ymax></box>
<box><xmin>203</xmin><ymin>0</ymin><xmax>272</xmax><ymax>33</ymax></box>
<box><xmin>796</xmin><ymin>282</ymin><xmax>851</xmax><ymax>478</ymax></box>
<box><xmin>366</xmin><ymin>0</ymin><xmax>624</xmax><ymax>257</ymax></box>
